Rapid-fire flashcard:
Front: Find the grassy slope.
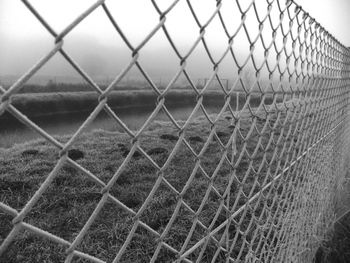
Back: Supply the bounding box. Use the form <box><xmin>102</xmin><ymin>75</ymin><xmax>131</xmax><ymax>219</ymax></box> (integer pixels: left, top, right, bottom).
<box><xmin>0</xmin><ymin>110</ymin><xmax>289</xmax><ymax>262</ymax></box>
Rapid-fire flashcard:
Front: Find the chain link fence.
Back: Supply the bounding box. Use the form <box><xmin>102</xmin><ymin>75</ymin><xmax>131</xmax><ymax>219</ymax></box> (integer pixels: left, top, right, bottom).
<box><xmin>1</xmin><ymin>0</ymin><xmax>350</xmax><ymax>262</ymax></box>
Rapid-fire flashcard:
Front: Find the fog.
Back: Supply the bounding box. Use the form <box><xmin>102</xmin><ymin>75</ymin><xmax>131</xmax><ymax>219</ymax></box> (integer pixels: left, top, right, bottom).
<box><xmin>0</xmin><ymin>34</ymin><xmax>246</xmax><ymax>86</ymax></box>
<box><xmin>1</xmin><ymin>0</ymin><xmax>349</xmax><ymax>86</ymax></box>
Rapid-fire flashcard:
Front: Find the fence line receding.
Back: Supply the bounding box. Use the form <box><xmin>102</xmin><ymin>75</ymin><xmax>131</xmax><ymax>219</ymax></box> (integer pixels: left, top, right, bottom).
<box><xmin>1</xmin><ymin>0</ymin><xmax>350</xmax><ymax>262</ymax></box>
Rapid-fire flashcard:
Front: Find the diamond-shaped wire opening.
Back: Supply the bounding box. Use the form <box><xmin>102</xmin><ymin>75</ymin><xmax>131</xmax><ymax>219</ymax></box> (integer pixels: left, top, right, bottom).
<box><xmin>240</xmin><ymin>165</ymin><xmax>261</xmax><ymax>199</ymax></box>
<box><xmin>197</xmin><ymin>190</ymin><xmax>222</xmax><ymax>228</ymax></box>
<box><xmin>108</xmin><ymin>157</ymin><xmax>160</xmax><ymax>212</ymax></box>
<box><xmin>245</xmin><ymin>122</ymin><xmax>261</xmax><ymax>155</ymax></box>
<box><xmin>211</xmin><ymin>157</ymin><xmax>233</xmax><ymax>196</ymax></box>
<box><xmin>131</xmin><ymin>27</ymin><xmax>181</xmax><ymax>91</ymax></box>
<box><xmin>24</xmin><ymin>163</ymin><xmax>102</xmax><ymax>241</ymax></box>
<box><xmin>59</xmin><ymin>131</ymin><xmax>128</xmax><ymax>183</ymax></box>
<box><xmin>177</xmin><ymin>49</ymin><xmax>217</xmax><ymax>97</ymax></box>
<box><xmin>62</xmin><ymin>7</ymin><xmax>132</xmax><ymax>87</ymax></box>
<box><xmin>105</xmin><ymin>0</ymin><xmax>160</xmax><ymax>45</ymax></box>
<box><xmin>230</xmin><ymin>30</ymin><xmax>252</xmax><ymax>72</ymax></box>
<box><xmin>100</xmin><ymin>70</ymin><xmax>160</xmax><ymax>131</ymax></box>
<box><xmin>200</xmin><ymin>135</ymin><xmax>227</xmax><ymax>175</ymax></box>
<box><xmin>243</xmin><ymin>5</ymin><xmax>261</xmax><ymax>40</ymax></box>
<box><xmin>198</xmin><ymin>16</ymin><xmax>231</xmax><ymax>64</ymax></box>
<box><xmin>162</xmin><ymin>139</ymin><xmax>197</xmax><ymax>193</ymax></box>
<box><xmin>183</xmin><ymin>115</ymin><xmax>213</xmax><ymax>155</ymax></box>
<box><xmin>216</xmin><ymin>50</ymin><xmax>240</xmax><ymax>92</ymax></box>
<box><xmin>217</xmin><ymin>0</ymin><xmax>243</xmax><ymax>37</ymax></box>
<box><xmin>2</xmin><ymin>231</ymin><xmax>67</xmax><ymax>263</ymax></box>
<box><xmin>182</xmin><ymin>166</ymin><xmax>211</xmax><ymax>212</ymax></box>
<box><xmin>74</xmin><ymin>200</ymin><xmax>136</xmax><ymax>262</ymax></box>
<box><xmin>183</xmin><ymin>223</ymin><xmax>209</xmax><ymax>255</ymax></box>
<box><xmin>249</xmin><ymin>204</ymin><xmax>270</xmax><ymax>247</ymax></box>
<box><xmin>139</xmin><ymin>180</ymin><xmax>178</xmax><ymax>233</ymax></box>
<box><xmin>154</xmin><ymin>0</ymin><xmax>199</xmax><ymax>56</ymax></box>
<box><xmin>210</xmin><ymin>206</ymin><xmax>236</xmax><ymax>240</ymax></box>
<box><xmin>229</xmin><ymin>230</ymin><xmax>247</xmax><ymax>260</ymax></box>
<box><xmin>196</xmin><ymin>237</ymin><xmax>227</xmax><ymax>262</ymax></box>
<box><xmin>201</xmin><ymin>90</ymin><xmax>230</xmax><ymax>121</ymax></box>
<box><xmin>269</xmin><ymin>1</ymin><xmax>287</xmax><ymax>33</ymax></box>
<box><xmin>158</xmin><ymin>205</ymin><xmax>197</xmax><ymax>253</ymax></box>
<box><xmin>0</xmin><ymin>142</ymin><xmax>58</xmax><ymax>210</ymax></box>
<box><xmin>232</xmin><ymin>209</ymin><xmax>257</xmax><ymax>261</ymax></box>
<box><xmin>114</xmin><ymin>225</ymin><xmax>158</xmax><ymax>262</ymax></box>
<box><xmin>161</xmin><ymin>91</ymin><xmax>197</xmax><ymax>124</ymax></box>
<box><xmin>178</xmin><ymin>222</ymin><xmax>228</xmax><ymax>262</ymax></box>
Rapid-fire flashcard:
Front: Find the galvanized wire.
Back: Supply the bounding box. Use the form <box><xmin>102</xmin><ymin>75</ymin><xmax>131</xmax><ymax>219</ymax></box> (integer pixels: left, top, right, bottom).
<box><xmin>1</xmin><ymin>0</ymin><xmax>350</xmax><ymax>262</ymax></box>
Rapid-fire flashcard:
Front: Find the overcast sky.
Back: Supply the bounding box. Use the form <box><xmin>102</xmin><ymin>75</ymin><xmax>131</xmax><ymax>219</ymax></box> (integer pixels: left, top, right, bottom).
<box><xmin>0</xmin><ymin>0</ymin><xmax>349</xmax><ymax>84</ymax></box>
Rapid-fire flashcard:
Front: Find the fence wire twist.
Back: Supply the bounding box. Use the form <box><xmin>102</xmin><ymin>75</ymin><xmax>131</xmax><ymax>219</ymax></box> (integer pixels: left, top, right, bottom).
<box><xmin>1</xmin><ymin>0</ymin><xmax>350</xmax><ymax>262</ymax></box>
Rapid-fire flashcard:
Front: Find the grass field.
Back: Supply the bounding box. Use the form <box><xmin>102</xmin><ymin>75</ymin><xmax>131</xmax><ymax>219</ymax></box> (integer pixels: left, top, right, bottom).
<box><xmin>3</xmin><ymin>96</ymin><xmax>341</xmax><ymax>262</ymax></box>
<box><xmin>0</xmin><ymin>107</ymin><xmax>289</xmax><ymax>262</ymax></box>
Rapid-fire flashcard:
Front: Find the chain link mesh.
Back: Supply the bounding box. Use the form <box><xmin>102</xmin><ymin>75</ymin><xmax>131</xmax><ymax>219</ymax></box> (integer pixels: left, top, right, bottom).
<box><xmin>1</xmin><ymin>0</ymin><xmax>350</xmax><ymax>262</ymax></box>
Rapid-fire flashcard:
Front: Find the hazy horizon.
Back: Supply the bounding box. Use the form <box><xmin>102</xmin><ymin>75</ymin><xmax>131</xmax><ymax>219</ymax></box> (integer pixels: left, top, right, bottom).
<box><xmin>1</xmin><ymin>0</ymin><xmax>350</xmax><ymax>87</ymax></box>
